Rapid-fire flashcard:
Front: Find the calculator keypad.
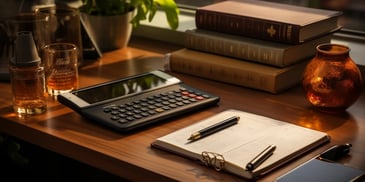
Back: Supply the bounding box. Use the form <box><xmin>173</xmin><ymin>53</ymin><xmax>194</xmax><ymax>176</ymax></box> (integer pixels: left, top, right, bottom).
<box><xmin>103</xmin><ymin>88</ymin><xmax>211</xmax><ymax>125</ymax></box>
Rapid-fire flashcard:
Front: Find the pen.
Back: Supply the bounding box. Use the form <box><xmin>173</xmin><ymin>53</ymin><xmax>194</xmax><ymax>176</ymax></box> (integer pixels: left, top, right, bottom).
<box><xmin>317</xmin><ymin>143</ymin><xmax>352</xmax><ymax>161</ymax></box>
<box><xmin>187</xmin><ymin>116</ymin><xmax>240</xmax><ymax>142</ymax></box>
<box><xmin>246</xmin><ymin>144</ymin><xmax>276</xmax><ymax>171</ymax></box>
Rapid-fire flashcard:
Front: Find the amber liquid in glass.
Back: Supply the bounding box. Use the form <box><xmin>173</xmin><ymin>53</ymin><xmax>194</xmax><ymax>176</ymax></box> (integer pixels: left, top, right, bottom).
<box><xmin>46</xmin><ymin>66</ymin><xmax>78</xmax><ymax>95</ymax></box>
<box><xmin>10</xmin><ymin>66</ymin><xmax>47</xmax><ymax>115</ymax></box>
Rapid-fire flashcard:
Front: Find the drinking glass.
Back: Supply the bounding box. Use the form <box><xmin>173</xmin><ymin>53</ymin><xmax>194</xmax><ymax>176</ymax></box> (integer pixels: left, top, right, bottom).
<box><xmin>43</xmin><ymin>43</ymin><xmax>79</xmax><ymax>96</ymax></box>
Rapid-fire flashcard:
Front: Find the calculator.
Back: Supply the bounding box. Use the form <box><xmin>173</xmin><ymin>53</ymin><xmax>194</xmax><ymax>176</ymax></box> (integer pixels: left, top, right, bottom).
<box><xmin>57</xmin><ymin>70</ymin><xmax>220</xmax><ymax>132</ymax></box>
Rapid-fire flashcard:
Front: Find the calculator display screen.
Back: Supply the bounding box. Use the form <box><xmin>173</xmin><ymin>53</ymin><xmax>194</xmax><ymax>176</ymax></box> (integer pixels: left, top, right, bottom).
<box><xmin>74</xmin><ymin>73</ymin><xmax>168</xmax><ymax>104</ymax></box>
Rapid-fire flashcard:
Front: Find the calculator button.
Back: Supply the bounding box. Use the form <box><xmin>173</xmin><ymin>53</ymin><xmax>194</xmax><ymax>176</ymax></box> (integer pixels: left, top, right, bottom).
<box><xmin>111</xmin><ymin>111</ymin><xmax>119</xmax><ymax>115</ymax></box>
<box><xmin>105</xmin><ymin>87</ymin><xmax>213</xmax><ymax>128</ymax></box>
<box><xmin>155</xmin><ymin>103</ymin><xmax>163</xmax><ymax>107</ymax></box>
<box><xmin>134</xmin><ymin>114</ymin><xmax>143</xmax><ymax>119</ymax></box>
<box><xmin>126</xmin><ymin>116</ymin><xmax>134</xmax><ymax>121</ymax></box>
<box><xmin>125</xmin><ymin>111</ymin><xmax>134</xmax><ymax>116</ymax></box>
<box><xmin>183</xmin><ymin>100</ymin><xmax>191</xmax><ymax>104</ymax></box>
<box><xmin>104</xmin><ymin>108</ymin><xmax>112</xmax><ymax>113</ymax></box>
<box><xmin>181</xmin><ymin>91</ymin><xmax>189</xmax><ymax>95</ymax></box>
<box><xmin>169</xmin><ymin>104</ymin><xmax>177</xmax><ymax>108</ymax></box>
<box><xmin>148</xmin><ymin>100</ymin><xmax>156</xmax><ymax>105</ymax></box>
<box><xmin>111</xmin><ymin>115</ymin><xmax>120</xmax><ymax>120</ymax></box>
<box><xmin>134</xmin><ymin>110</ymin><xmax>142</xmax><ymax>114</ymax></box>
<box><xmin>155</xmin><ymin>108</ymin><xmax>164</xmax><ymax>113</ymax></box>
<box><xmin>194</xmin><ymin>92</ymin><xmax>203</xmax><ymax>96</ymax></box>
<box><xmin>202</xmin><ymin>94</ymin><xmax>211</xmax><ymax>98</ymax></box>
<box><xmin>162</xmin><ymin>106</ymin><xmax>170</xmax><ymax>110</ymax></box>
<box><xmin>148</xmin><ymin>105</ymin><xmax>156</xmax><ymax>109</ymax></box>
<box><xmin>176</xmin><ymin>102</ymin><xmax>184</xmax><ymax>106</ymax></box>
<box><xmin>118</xmin><ymin>119</ymin><xmax>128</xmax><ymax>124</ymax></box>
<box><xmin>189</xmin><ymin>98</ymin><xmax>197</xmax><ymax>102</ymax></box>
<box><xmin>148</xmin><ymin>110</ymin><xmax>157</xmax><ymax>115</ymax></box>
<box><xmin>119</xmin><ymin>113</ymin><xmax>127</xmax><ymax>118</ymax></box>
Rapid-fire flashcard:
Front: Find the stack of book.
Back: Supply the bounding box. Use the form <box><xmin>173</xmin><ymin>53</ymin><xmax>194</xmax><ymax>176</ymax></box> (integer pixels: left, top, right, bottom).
<box><xmin>166</xmin><ymin>0</ymin><xmax>342</xmax><ymax>93</ymax></box>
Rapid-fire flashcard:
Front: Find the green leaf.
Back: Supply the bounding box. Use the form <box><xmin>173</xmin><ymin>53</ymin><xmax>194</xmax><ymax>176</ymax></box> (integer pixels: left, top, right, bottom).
<box><xmin>80</xmin><ymin>0</ymin><xmax>179</xmax><ymax>30</ymax></box>
<box><xmin>153</xmin><ymin>0</ymin><xmax>179</xmax><ymax>30</ymax></box>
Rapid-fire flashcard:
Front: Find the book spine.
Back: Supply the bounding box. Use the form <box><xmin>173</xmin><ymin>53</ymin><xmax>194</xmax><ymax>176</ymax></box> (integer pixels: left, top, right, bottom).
<box><xmin>185</xmin><ymin>30</ymin><xmax>285</xmax><ymax>67</ymax></box>
<box><xmin>195</xmin><ymin>10</ymin><xmax>301</xmax><ymax>44</ymax></box>
<box><xmin>166</xmin><ymin>49</ymin><xmax>307</xmax><ymax>93</ymax></box>
<box><xmin>167</xmin><ymin>50</ymin><xmax>277</xmax><ymax>93</ymax></box>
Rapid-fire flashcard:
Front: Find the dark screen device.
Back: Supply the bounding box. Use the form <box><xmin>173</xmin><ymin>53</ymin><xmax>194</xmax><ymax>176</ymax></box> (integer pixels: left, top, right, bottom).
<box><xmin>57</xmin><ymin>70</ymin><xmax>220</xmax><ymax>132</ymax></box>
<box><xmin>275</xmin><ymin>144</ymin><xmax>365</xmax><ymax>182</ymax></box>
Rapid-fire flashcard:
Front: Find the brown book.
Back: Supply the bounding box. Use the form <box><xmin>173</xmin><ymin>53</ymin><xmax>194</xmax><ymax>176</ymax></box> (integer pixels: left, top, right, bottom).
<box><xmin>195</xmin><ymin>0</ymin><xmax>342</xmax><ymax>44</ymax></box>
<box><xmin>151</xmin><ymin>109</ymin><xmax>330</xmax><ymax>179</ymax></box>
<box><xmin>185</xmin><ymin>29</ymin><xmax>332</xmax><ymax>67</ymax></box>
<box><xmin>166</xmin><ymin>48</ymin><xmax>309</xmax><ymax>94</ymax></box>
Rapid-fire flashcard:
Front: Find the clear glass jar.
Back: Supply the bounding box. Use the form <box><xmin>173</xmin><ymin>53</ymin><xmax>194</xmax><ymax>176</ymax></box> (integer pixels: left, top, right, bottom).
<box><xmin>9</xmin><ymin>31</ymin><xmax>47</xmax><ymax>115</ymax></box>
<box><xmin>10</xmin><ymin>63</ymin><xmax>47</xmax><ymax>115</ymax></box>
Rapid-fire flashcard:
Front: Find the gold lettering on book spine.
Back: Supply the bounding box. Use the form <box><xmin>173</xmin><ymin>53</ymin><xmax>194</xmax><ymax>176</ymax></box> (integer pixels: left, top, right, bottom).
<box><xmin>201</xmin><ymin>151</ymin><xmax>225</xmax><ymax>171</ymax></box>
<box><xmin>286</xmin><ymin>25</ymin><xmax>293</xmax><ymax>41</ymax></box>
<box><xmin>266</xmin><ymin>25</ymin><xmax>277</xmax><ymax>37</ymax></box>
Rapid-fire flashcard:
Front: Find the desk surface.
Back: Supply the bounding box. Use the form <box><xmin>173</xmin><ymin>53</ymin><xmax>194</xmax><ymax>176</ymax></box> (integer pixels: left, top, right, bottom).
<box><xmin>1</xmin><ymin>37</ymin><xmax>364</xmax><ymax>182</ymax></box>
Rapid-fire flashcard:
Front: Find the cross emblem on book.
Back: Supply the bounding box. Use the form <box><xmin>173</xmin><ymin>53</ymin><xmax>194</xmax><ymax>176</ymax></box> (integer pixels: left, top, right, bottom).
<box><xmin>267</xmin><ymin>25</ymin><xmax>277</xmax><ymax>37</ymax></box>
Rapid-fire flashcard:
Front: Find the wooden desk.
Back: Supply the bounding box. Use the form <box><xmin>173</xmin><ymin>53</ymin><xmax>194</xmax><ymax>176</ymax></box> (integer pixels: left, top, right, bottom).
<box><xmin>1</xmin><ymin>37</ymin><xmax>364</xmax><ymax>181</ymax></box>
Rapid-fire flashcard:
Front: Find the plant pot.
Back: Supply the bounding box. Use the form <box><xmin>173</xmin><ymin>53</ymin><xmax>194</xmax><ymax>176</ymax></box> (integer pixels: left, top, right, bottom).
<box><xmin>80</xmin><ymin>10</ymin><xmax>133</xmax><ymax>52</ymax></box>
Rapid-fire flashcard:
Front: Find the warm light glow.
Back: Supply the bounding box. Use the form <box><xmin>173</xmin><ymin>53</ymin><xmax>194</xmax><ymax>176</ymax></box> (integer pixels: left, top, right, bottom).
<box><xmin>297</xmin><ymin>115</ymin><xmax>326</xmax><ymax>131</ymax></box>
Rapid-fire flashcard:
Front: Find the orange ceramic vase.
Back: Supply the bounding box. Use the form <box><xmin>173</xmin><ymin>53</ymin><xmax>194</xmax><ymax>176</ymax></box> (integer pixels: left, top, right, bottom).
<box><xmin>302</xmin><ymin>43</ymin><xmax>362</xmax><ymax>113</ymax></box>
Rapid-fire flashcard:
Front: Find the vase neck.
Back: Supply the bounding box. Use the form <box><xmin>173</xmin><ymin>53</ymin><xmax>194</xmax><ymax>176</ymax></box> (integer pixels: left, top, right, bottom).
<box><xmin>316</xmin><ymin>43</ymin><xmax>350</xmax><ymax>61</ymax></box>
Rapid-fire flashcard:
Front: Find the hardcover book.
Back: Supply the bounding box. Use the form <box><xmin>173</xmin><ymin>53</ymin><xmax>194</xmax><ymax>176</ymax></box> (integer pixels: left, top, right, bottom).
<box><xmin>195</xmin><ymin>0</ymin><xmax>342</xmax><ymax>44</ymax></box>
<box><xmin>165</xmin><ymin>48</ymin><xmax>309</xmax><ymax>94</ymax></box>
<box><xmin>185</xmin><ymin>29</ymin><xmax>332</xmax><ymax>67</ymax></box>
<box><xmin>151</xmin><ymin>109</ymin><xmax>330</xmax><ymax>179</ymax></box>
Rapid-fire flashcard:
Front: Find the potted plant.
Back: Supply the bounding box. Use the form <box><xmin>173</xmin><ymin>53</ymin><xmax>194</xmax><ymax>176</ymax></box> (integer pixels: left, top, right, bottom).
<box><xmin>79</xmin><ymin>0</ymin><xmax>179</xmax><ymax>52</ymax></box>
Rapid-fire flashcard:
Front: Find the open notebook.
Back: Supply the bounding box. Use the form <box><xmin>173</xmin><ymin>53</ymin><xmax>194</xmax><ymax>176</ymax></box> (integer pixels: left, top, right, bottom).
<box><xmin>151</xmin><ymin>109</ymin><xmax>330</xmax><ymax>179</ymax></box>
